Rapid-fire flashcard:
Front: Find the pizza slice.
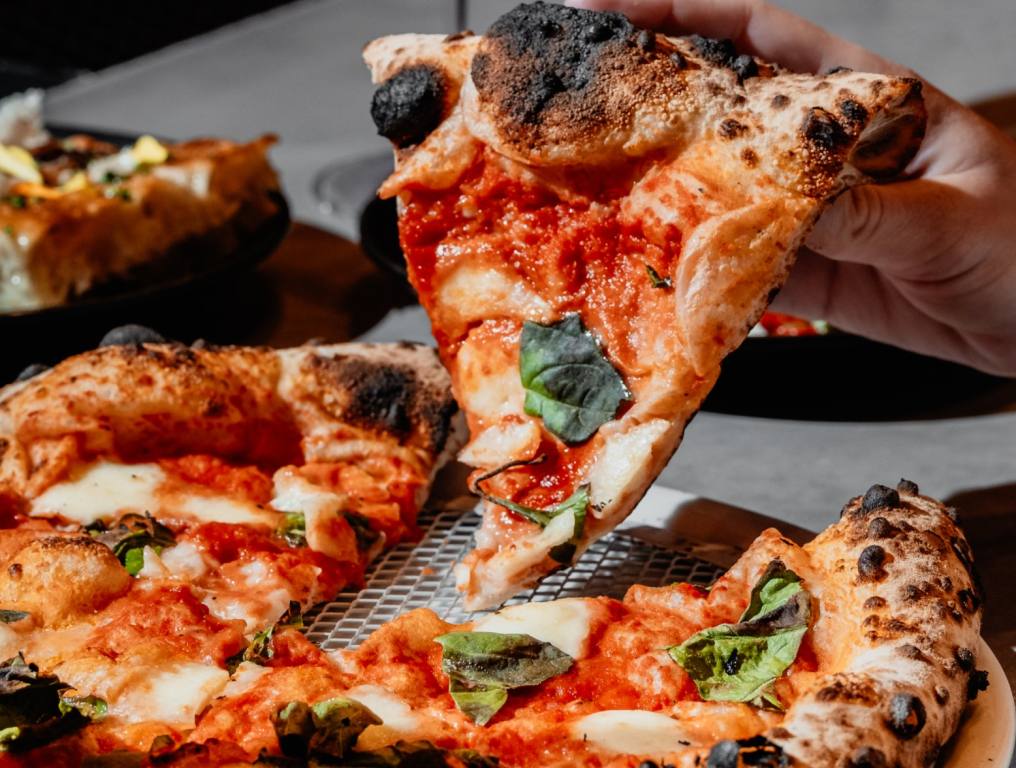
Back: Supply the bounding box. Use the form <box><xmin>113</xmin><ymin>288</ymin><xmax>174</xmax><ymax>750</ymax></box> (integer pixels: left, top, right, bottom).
<box><xmin>4</xmin><ymin>481</ymin><xmax>986</xmax><ymax>767</ymax></box>
<box><xmin>0</xmin><ymin>91</ymin><xmax>282</xmax><ymax>312</ymax></box>
<box><xmin>365</xmin><ymin>2</ymin><xmax>926</xmax><ymax>608</ymax></box>
<box><xmin>0</xmin><ymin>332</ymin><xmax>464</xmax><ymax>752</ymax></box>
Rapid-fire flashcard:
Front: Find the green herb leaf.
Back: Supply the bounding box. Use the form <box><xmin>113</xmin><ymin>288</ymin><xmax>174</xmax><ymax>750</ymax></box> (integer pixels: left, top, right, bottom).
<box><xmin>1</xmin><ymin>225</ymin><xmax>13</xmax><ymax>238</ymax></box>
<box><xmin>0</xmin><ymin>611</ymin><xmax>28</xmax><ymax>624</ymax></box>
<box><xmin>273</xmin><ymin>697</ymin><xmax>381</xmax><ymax>760</ymax></box>
<box><xmin>436</xmin><ymin>632</ymin><xmax>573</xmax><ymax>725</ymax></box>
<box><xmin>278</xmin><ymin>512</ymin><xmax>307</xmax><ymax>547</ymax></box>
<box><xmin>347</xmin><ymin>513</ymin><xmax>382</xmax><ymax>553</ymax></box>
<box><xmin>227</xmin><ymin>602</ymin><xmax>304</xmax><ymax>673</ymax></box>
<box><xmin>3</xmin><ymin>195</ymin><xmax>26</xmax><ymax>209</ymax></box>
<box><xmin>519</xmin><ymin>315</ymin><xmax>629</xmax><ymax>444</ymax></box>
<box><xmin>87</xmin><ymin>513</ymin><xmax>175</xmax><ymax>575</ymax></box>
<box><xmin>447</xmin><ymin>681</ymin><xmax>508</xmax><ymax>727</ymax></box>
<box><xmin>0</xmin><ymin>654</ymin><xmax>106</xmax><ymax>752</ymax></box>
<box><xmin>645</xmin><ymin>263</ymin><xmax>672</xmax><ymax>289</ymax></box>
<box><xmin>668</xmin><ymin>560</ymin><xmax>810</xmax><ymax>709</ymax></box>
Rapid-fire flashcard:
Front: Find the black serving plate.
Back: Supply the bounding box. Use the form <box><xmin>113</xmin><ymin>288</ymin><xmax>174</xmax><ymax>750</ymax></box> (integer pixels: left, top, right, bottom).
<box><xmin>0</xmin><ymin>125</ymin><xmax>291</xmax><ymax>382</ymax></box>
<box><xmin>359</xmin><ymin>195</ymin><xmax>1012</xmax><ymax>421</ymax></box>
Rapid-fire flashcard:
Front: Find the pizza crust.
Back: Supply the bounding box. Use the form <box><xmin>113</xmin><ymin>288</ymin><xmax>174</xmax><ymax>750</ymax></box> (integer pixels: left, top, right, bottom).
<box><xmin>0</xmin><ymin>340</ymin><xmax>464</xmax><ymax>499</ymax></box>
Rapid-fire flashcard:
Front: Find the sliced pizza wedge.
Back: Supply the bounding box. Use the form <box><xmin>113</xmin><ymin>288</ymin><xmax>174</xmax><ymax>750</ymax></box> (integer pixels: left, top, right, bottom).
<box><xmin>365</xmin><ymin>1</ymin><xmax>926</xmax><ymax>608</ymax></box>
<box><xmin>0</xmin><ymin>334</ymin><xmax>464</xmax><ymax>750</ymax></box>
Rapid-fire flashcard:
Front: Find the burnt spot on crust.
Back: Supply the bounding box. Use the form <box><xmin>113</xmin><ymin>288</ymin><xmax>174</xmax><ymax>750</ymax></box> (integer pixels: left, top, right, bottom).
<box><xmin>815</xmin><ymin>678</ymin><xmax>879</xmax><ymax>705</ymax></box>
<box><xmin>863</xmin><ymin>595</ymin><xmax>887</xmax><ymax>610</ymax></box>
<box><xmin>99</xmin><ymin>324</ymin><xmax>167</xmax><ymax>347</ymax></box>
<box><xmin>718</xmin><ymin>118</ymin><xmax>748</xmax><ymax>139</ymax></box>
<box><xmin>688</xmin><ymin>35</ymin><xmax>758</xmax><ymax>81</ymax></box>
<box><xmin>707</xmin><ymin>736</ymin><xmax>788</xmax><ymax>768</ymax></box>
<box><xmin>857</xmin><ymin>544</ymin><xmax>888</xmax><ymax>582</ymax></box>
<box><xmin>886</xmin><ymin>693</ymin><xmax>926</xmax><ymax>740</ymax></box>
<box><xmin>371</xmin><ymin>64</ymin><xmax>448</xmax><ymax>148</ymax></box>
<box><xmin>839</xmin><ymin>98</ymin><xmax>869</xmax><ymax>127</ymax></box>
<box><xmin>861</xmin><ymin>484</ymin><xmax>901</xmax><ymax>514</ymax></box>
<box><xmin>308</xmin><ymin>354</ymin><xmax>458</xmax><ymax>454</ymax></box>
<box><xmin>897</xmin><ymin>644</ymin><xmax>930</xmax><ymax>663</ymax></box>
<box><xmin>443</xmin><ymin>29</ymin><xmax>475</xmax><ymax>42</ymax></box>
<box><xmin>802</xmin><ymin>107</ymin><xmax>850</xmax><ymax>152</ymax></box>
<box><xmin>934</xmin><ymin>685</ymin><xmax>949</xmax><ymax>704</ymax></box>
<box><xmin>968</xmin><ymin>669</ymin><xmax>989</xmax><ymax>700</ymax></box>
<box><xmin>866</xmin><ymin>516</ymin><xmax>900</xmax><ymax>540</ymax></box>
<box><xmin>771</xmin><ymin>93</ymin><xmax>790</xmax><ymax>109</ymax></box>
<box><xmin>896</xmin><ymin>478</ymin><xmax>919</xmax><ymax>495</ymax></box>
<box><xmin>954</xmin><ymin>646</ymin><xmax>975</xmax><ymax>672</ymax></box>
<box><xmin>741</xmin><ymin>148</ymin><xmax>759</xmax><ymax>168</ymax></box>
<box><xmin>826</xmin><ymin>65</ymin><xmax>854</xmax><ymax>74</ymax></box>
<box><xmin>957</xmin><ymin>588</ymin><xmax>980</xmax><ymax>614</ymax></box>
<box><xmin>847</xmin><ymin>746</ymin><xmax>888</xmax><ymax>768</ymax></box>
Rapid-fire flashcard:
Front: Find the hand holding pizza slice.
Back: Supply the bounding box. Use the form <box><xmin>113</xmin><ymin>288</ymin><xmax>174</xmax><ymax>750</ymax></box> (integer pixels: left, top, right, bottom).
<box><xmin>365</xmin><ymin>1</ymin><xmax>926</xmax><ymax>608</ymax></box>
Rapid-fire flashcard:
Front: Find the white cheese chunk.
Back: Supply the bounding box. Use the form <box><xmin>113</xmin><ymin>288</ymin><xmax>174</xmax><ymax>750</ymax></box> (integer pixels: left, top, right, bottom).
<box><xmin>31</xmin><ymin>461</ymin><xmax>166</xmax><ymax>525</ymax></box>
<box><xmin>472</xmin><ymin>597</ymin><xmax>591</xmax><ymax>659</ymax></box>
<box><xmin>271</xmin><ymin>471</ymin><xmax>352</xmax><ymax>562</ymax></box>
<box><xmin>571</xmin><ymin>710</ymin><xmax>691</xmax><ymax>755</ymax></box>
<box><xmin>176</xmin><ymin>493</ymin><xmax>273</xmax><ymax>526</ymax></box>
<box><xmin>159</xmin><ymin>540</ymin><xmax>212</xmax><ymax>581</ymax></box>
<box><xmin>438</xmin><ymin>265</ymin><xmax>552</xmax><ymax>328</ymax></box>
<box><xmin>458</xmin><ymin>422</ymin><xmax>541</xmax><ymax>469</ymax></box>
<box><xmin>222</xmin><ymin>661</ymin><xmax>270</xmax><ymax>699</ymax></box>
<box><xmin>587</xmin><ymin>420</ymin><xmax>669</xmax><ymax>514</ymax></box>
<box><xmin>112</xmin><ymin>662</ymin><xmax>229</xmax><ymax>726</ymax></box>
<box><xmin>345</xmin><ymin>685</ymin><xmax>420</xmax><ymax>735</ymax></box>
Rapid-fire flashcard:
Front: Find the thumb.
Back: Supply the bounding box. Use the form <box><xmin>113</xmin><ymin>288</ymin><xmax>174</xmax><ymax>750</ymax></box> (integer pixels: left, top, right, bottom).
<box><xmin>805</xmin><ymin>179</ymin><xmax>966</xmax><ymax>281</ymax></box>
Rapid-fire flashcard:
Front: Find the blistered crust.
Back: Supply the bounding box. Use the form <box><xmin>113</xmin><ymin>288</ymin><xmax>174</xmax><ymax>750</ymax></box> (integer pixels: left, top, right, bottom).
<box><xmin>0</xmin><ymin>341</ymin><xmax>462</xmax><ymax>497</ymax></box>
<box><xmin>749</xmin><ymin>482</ymin><xmax>983</xmax><ymax>768</ymax></box>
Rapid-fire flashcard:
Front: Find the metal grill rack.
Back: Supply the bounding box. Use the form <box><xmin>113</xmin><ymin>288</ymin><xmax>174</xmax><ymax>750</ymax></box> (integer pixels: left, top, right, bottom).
<box><xmin>305</xmin><ymin>505</ymin><xmax>725</xmax><ymax>652</ymax></box>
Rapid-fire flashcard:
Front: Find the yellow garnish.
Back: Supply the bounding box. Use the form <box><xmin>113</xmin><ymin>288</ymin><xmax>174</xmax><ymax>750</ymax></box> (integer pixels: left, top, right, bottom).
<box><xmin>0</xmin><ymin>145</ymin><xmax>42</xmax><ymax>184</ymax></box>
<box><xmin>130</xmin><ymin>135</ymin><xmax>168</xmax><ymax>166</ymax></box>
<box><xmin>60</xmin><ymin>172</ymin><xmax>89</xmax><ymax>193</ymax></box>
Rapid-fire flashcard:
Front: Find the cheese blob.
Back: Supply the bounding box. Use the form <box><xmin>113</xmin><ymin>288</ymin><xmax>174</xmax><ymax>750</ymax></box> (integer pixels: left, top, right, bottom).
<box><xmin>570</xmin><ymin>710</ymin><xmax>691</xmax><ymax>755</ymax></box>
<box><xmin>471</xmin><ymin>597</ymin><xmax>592</xmax><ymax>659</ymax></box>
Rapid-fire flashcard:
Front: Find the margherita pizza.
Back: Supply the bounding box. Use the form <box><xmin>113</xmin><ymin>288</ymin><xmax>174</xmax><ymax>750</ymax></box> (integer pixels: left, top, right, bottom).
<box><xmin>364</xmin><ymin>2</ymin><xmax>926</xmax><ymax>609</ymax></box>
<box><xmin>0</xmin><ymin>330</ymin><xmax>463</xmax><ymax>760</ymax></box>
<box><xmin>0</xmin><ymin>91</ymin><xmax>281</xmax><ymax>313</ymax></box>
<box><xmin>0</xmin><ymin>479</ymin><xmax>986</xmax><ymax>767</ymax></box>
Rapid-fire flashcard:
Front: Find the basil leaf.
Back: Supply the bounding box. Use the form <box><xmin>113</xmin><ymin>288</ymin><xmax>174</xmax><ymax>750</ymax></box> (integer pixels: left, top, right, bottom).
<box><xmin>436</xmin><ymin>632</ymin><xmax>572</xmax><ymax>724</ymax></box>
<box><xmin>0</xmin><ymin>611</ymin><xmax>28</xmax><ymax>624</ymax></box>
<box><xmin>278</xmin><ymin>512</ymin><xmax>307</xmax><ymax>548</ymax></box>
<box><xmin>447</xmin><ymin>681</ymin><xmax>508</xmax><ymax>727</ymax></box>
<box><xmin>87</xmin><ymin>513</ymin><xmax>175</xmax><ymax>571</ymax></box>
<box><xmin>645</xmin><ymin>263</ymin><xmax>672</xmax><ymax>289</ymax></box>
<box><xmin>519</xmin><ymin>315</ymin><xmax>629</xmax><ymax>444</ymax></box>
<box><xmin>274</xmin><ymin>697</ymin><xmax>381</xmax><ymax>760</ymax></box>
<box><xmin>227</xmin><ymin>601</ymin><xmax>304</xmax><ymax>673</ymax></box>
<box><xmin>0</xmin><ymin>654</ymin><xmax>106</xmax><ymax>752</ymax></box>
<box><xmin>346</xmin><ymin>513</ymin><xmax>381</xmax><ymax>553</ymax></box>
<box><xmin>668</xmin><ymin>560</ymin><xmax>810</xmax><ymax>709</ymax></box>
<box><xmin>122</xmin><ymin>548</ymin><xmax>146</xmax><ymax>577</ymax></box>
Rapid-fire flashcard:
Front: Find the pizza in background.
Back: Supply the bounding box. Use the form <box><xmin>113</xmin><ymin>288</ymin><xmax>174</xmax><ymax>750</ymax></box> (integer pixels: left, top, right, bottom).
<box><xmin>364</xmin><ymin>1</ymin><xmax>926</xmax><ymax>609</ymax></box>
<box><xmin>0</xmin><ymin>91</ymin><xmax>282</xmax><ymax>313</ymax></box>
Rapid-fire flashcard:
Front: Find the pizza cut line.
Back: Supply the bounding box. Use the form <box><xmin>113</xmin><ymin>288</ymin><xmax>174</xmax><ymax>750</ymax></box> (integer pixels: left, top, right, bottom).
<box><xmin>0</xmin><ymin>91</ymin><xmax>282</xmax><ymax>313</ymax></box>
<box><xmin>365</xmin><ymin>1</ymin><xmax>927</xmax><ymax>610</ymax></box>
<box><xmin>0</xmin><ymin>479</ymin><xmax>987</xmax><ymax>767</ymax></box>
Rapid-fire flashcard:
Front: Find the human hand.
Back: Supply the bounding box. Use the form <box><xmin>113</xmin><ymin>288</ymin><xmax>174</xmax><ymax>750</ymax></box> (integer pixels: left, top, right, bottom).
<box><xmin>568</xmin><ymin>0</ymin><xmax>1016</xmax><ymax>376</ymax></box>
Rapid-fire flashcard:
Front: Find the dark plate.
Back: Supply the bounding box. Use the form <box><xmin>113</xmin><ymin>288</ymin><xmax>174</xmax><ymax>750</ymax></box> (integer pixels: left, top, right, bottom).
<box><xmin>359</xmin><ymin>195</ymin><xmax>1012</xmax><ymax>421</ymax></box>
<box><xmin>0</xmin><ymin>125</ymin><xmax>291</xmax><ymax>381</ymax></box>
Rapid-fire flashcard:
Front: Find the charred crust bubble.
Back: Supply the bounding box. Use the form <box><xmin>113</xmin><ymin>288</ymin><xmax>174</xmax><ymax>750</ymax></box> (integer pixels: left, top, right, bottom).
<box><xmin>689</xmin><ymin>35</ymin><xmax>758</xmax><ymax>81</ymax></box>
<box><xmin>967</xmin><ymin>669</ymin><xmax>989</xmax><ymax>700</ymax></box>
<box><xmin>826</xmin><ymin>65</ymin><xmax>854</xmax><ymax>74</ymax></box>
<box><xmin>897</xmin><ymin>644</ymin><xmax>930</xmax><ymax>663</ymax></box>
<box><xmin>718</xmin><ymin>118</ymin><xmax>748</xmax><ymax>139</ymax></box>
<box><xmin>863</xmin><ymin>595</ymin><xmax>887</xmax><ymax>610</ymax></box>
<box><xmin>866</xmin><ymin>516</ymin><xmax>899</xmax><ymax>540</ymax></box>
<box><xmin>857</xmin><ymin>544</ymin><xmax>888</xmax><ymax>582</ymax></box>
<box><xmin>474</xmin><ymin>2</ymin><xmax>635</xmax><ymax>125</ymax></box>
<box><xmin>802</xmin><ymin>107</ymin><xmax>850</xmax><ymax>151</ymax></box>
<box><xmin>860</xmin><ymin>484</ymin><xmax>901</xmax><ymax>514</ymax></box>
<box><xmin>954</xmin><ymin>647</ymin><xmax>975</xmax><ymax>672</ymax></box>
<box><xmin>896</xmin><ymin>478</ymin><xmax>919</xmax><ymax>495</ymax></box>
<box><xmin>312</xmin><ymin>355</ymin><xmax>416</xmax><ymax>438</ymax></box>
<box><xmin>99</xmin><ymin>324</ymin><xmax>166</xmax><ymax>347</ymax></box>
<box><xmin>957</xmin><ymin>588</ymin><xmax>980</xmax><ymax>614</ymax></box>
<box><xmin>707</xmin><ymin>736</ymin><xmax>788</xmax><ymax>768</ymax></box>
<box><xmin>771</xmin><ymin>93</ymin><xmax>790</xmax><ymax>109</ymax></box>
<box><xmin>887</xmin><ymin>693</ymin><xmax>926</xmax><ymax>740</ymax></box>
<box><xmin>370</xmin><ymin>64</ymin><xmax>447</xmax><ymax>148</ymax></box>
<box><xmin>839</xmin><ymin>98</ymin><xmax>869</xmax><ymax>126</ymax></box>
<box><xmin>847</xmin><ymin>747</ymin><xmax>888</xmax><ymax>768</ymax></box>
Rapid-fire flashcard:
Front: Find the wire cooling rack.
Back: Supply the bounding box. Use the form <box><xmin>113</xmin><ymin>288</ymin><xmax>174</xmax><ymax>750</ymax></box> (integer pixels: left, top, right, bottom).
<box><xmin>305</xmin><ymin>505</ymin><xmax>725</xmax><ymax>652</ymax></box>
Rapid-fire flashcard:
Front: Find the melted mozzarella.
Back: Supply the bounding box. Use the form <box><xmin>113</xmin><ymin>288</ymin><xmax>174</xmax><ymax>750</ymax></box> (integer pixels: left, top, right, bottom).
<box><xmin>458</xmin><ymin>422</ymin><xmax>541</xmax><ymax>469</ymax></box>
<box><xmin>438</xmin><ymin>265</ymin><xmax>552</xmax><ymax>328</ymax></box>
<box><xmin>112</xmin><ymin>662</ymin><xmax>229</xmax><ymax>726</ymax></box>
<box><xmin>345</xmin><ymin>684</ymin><xmax>420</xmax><ymax>735</ymax></box>
<box><xmin>176</xmin><ymin>493</ymin><xmax>273</xmax><ymax>526</ymax></box>
<box><xmin>159</xmin><ymin>541</ymin><xmax>212</xmax><ymax>581</ymax></box>
<box><xmin>31</xmin><ymin>462</ymin><xmax>166</xmax><ymax>525</ymax></box>
<box><xmin>571</xmin><ymin>710</ymin><xmax>691</xmax><ymax>755</ymax></box>
<box><xmin>222</xmin><ymin>661</ymin><xmax>270</xmax><ymax>699</ymax></box>
<box><xmin>271</xmin><ymin>471</ymin><xmax>352</xmax><ymax>562</ymax></box>
<box><xmin>152</xmin><ymin>162</ymin><xmax>211</xmax><ymax>197</ymax></box>
<box><xmin>587</xmin><ymin>420</ymin><xmax>669</xmax><ymax>513</ymax></box>
<box><xmin>472</xmin><ymin>597</ymin><xmax>591</xmax><ymax>659</ymax></box>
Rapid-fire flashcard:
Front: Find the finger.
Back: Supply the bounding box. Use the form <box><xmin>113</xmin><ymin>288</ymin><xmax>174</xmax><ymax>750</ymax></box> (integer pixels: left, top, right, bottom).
<box><xmin>566</xmin><ymin>0</ymin><xmax>901</xmax><ymax>74</ymax></box>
